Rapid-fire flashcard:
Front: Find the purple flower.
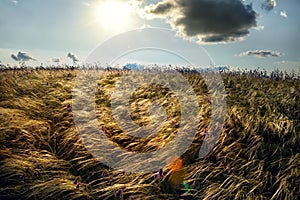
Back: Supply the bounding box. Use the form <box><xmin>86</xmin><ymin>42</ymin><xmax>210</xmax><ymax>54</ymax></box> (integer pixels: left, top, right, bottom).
<box><xmin>202</xmin><ymin>130</ymin><xmax>208</xmax><ymax>140</ymax></box>
<box><xmin>154</xmin><ymin>169</ymin><xmax>164</xmax><ymax>179</ymax></box>
<box><xmin>34</xmin><ymin>171</ymin><xmax>39</xmax><ymax>177</ymax></box>
<box><xmin>159</xmin><ymin>169</ymin><xmax>164</xmax><ymax>178</ymax></box>
<box><xmin>19</xmin><ymin>175</ymin><xmax>25</xmax><ymax>181</ymax></box>
<box><xmin>76</xmin><ymin>183</ymin><xmax>80</xmax><ymax>189</ymax></box>
<box><xmin>122</xmin><ymin>169</ymin><xmax>125</xmax><ymax>175</ymax></box>
<box><xmin>115</xmin><ymin>190</ymin><xmax>121</xmax><ymax>198</ymax></box>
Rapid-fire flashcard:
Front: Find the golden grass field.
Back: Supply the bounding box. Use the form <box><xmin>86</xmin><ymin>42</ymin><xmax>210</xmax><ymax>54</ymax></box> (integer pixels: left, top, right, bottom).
<box><xmin>0</xmin><ymin>68</ymin><xmax>299</xmax><ymax>199</ymax></box>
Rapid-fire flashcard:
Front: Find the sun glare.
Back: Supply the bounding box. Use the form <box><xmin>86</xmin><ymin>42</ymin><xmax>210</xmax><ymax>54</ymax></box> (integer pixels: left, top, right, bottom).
<box><xmin>96</xmin><ymin>1</ymin><xmax>133</xmax><ymax>32</ymax></box>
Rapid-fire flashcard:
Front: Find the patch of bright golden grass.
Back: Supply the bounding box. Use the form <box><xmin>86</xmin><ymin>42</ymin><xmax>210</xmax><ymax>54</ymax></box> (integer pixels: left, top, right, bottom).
<box><xmin>0</xmin><ymin>68</ymin><xmax>299</xmax><ymax>199</ymax></box>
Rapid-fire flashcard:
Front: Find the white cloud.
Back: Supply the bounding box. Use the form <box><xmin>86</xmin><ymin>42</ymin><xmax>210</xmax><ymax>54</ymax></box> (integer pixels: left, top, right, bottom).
<box><xmin>239</xmin><ymin>50</ymin><xmax>283</xmax><ymax>58</ymax></box>
<box><xmin>138</xmin><ymin>24</ymin><xmax>153</xmax><ymax>29</ymax></box>
<box><xmin>254</xmin><ymin>25</ymin><xmax>265</xmax><ymax>31</ymax></box>
<box><xmin>280</xmin><ymin>10</ymin><xmax>288</xmax><ymax>18</ymax></box>
<box><xmin>11</xmin><ymin>0</ymin><xmax>18</xmax><ymax>5</ymax></box>
<box><xmin>261</xmin><ymin>0</ymin><xmax>276</xmax><ymax>11</ymax></box>
<box><xmin>82</xmin><ymin>2</ymin><xmax>91</xmax><ymax>7</ymax></box>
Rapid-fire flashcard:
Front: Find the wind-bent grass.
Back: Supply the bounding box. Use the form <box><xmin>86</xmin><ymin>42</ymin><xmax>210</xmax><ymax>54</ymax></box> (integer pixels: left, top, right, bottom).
<box><xmin>0</xmin><ymin>68</ymin><xmax>299</xmax><ymax>199</ymax></box>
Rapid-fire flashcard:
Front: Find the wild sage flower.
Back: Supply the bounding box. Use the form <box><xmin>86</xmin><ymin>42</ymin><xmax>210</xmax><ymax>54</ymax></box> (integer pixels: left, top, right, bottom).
<box><xmin>34</xmin><ymin>171</ymin><xmax>39</xmax><ymax>177</ymax></box>
<box><xmin>115</xmin><ymin>190</ymin><xmax>121</xmax><ymax>198</ymax></box>
<box><xmin>19</xmin><ymin>175</ymin><xmax>25</xmax><ymax>181</ymax></box>
<box><xmin>154</xmin><ymin>169</ymin><xmax>164</xmax><ymax>179</ymax></box>
<box><xmin>159</xmin><ymin>168</ymin><xmax>163</xmax><ymax>177</ymax></box>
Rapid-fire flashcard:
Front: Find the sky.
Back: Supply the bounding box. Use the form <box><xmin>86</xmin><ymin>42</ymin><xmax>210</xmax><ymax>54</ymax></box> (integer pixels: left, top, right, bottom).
<box><xmin>0</xmin><ymin>0</ymin><xmax>299</xmax><ymax>73</ymax></box>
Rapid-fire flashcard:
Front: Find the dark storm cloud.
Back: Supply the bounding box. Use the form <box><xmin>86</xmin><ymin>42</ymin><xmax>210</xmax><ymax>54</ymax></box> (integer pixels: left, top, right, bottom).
<box><xmin>143</xmin><ymin>0</ymin><xmax>257</xmax><ymax>43</ymax></box>
<box><xmin>201</xmin><ymin>30</ymin><xmax>250</xmax><ymax>43</ymax></box>
<box><xmin>11</xmin><ymin>51</ymin><xmax>36</xmax><ymax>62</ymax></box>
<box><xmin>239</xmin><ymin>50</ymin><xmax>283</xmax><ymax>58</ymax></box>
<box><xmin>261</xmin><ymin>0</ymin><xmax>276</xmax><ymax>11</ymax></box>
<box><xmin>67</xmin><ymin>52</ymin><xmax>79</xmax><ymax>63</ymax></box>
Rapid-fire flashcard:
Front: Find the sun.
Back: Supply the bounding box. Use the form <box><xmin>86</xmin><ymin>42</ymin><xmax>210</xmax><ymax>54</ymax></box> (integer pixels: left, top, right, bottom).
<box><xmin>96</xmin><ymin>0</ymin><xmax>133</xmax><ymax>32</ymax></box>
